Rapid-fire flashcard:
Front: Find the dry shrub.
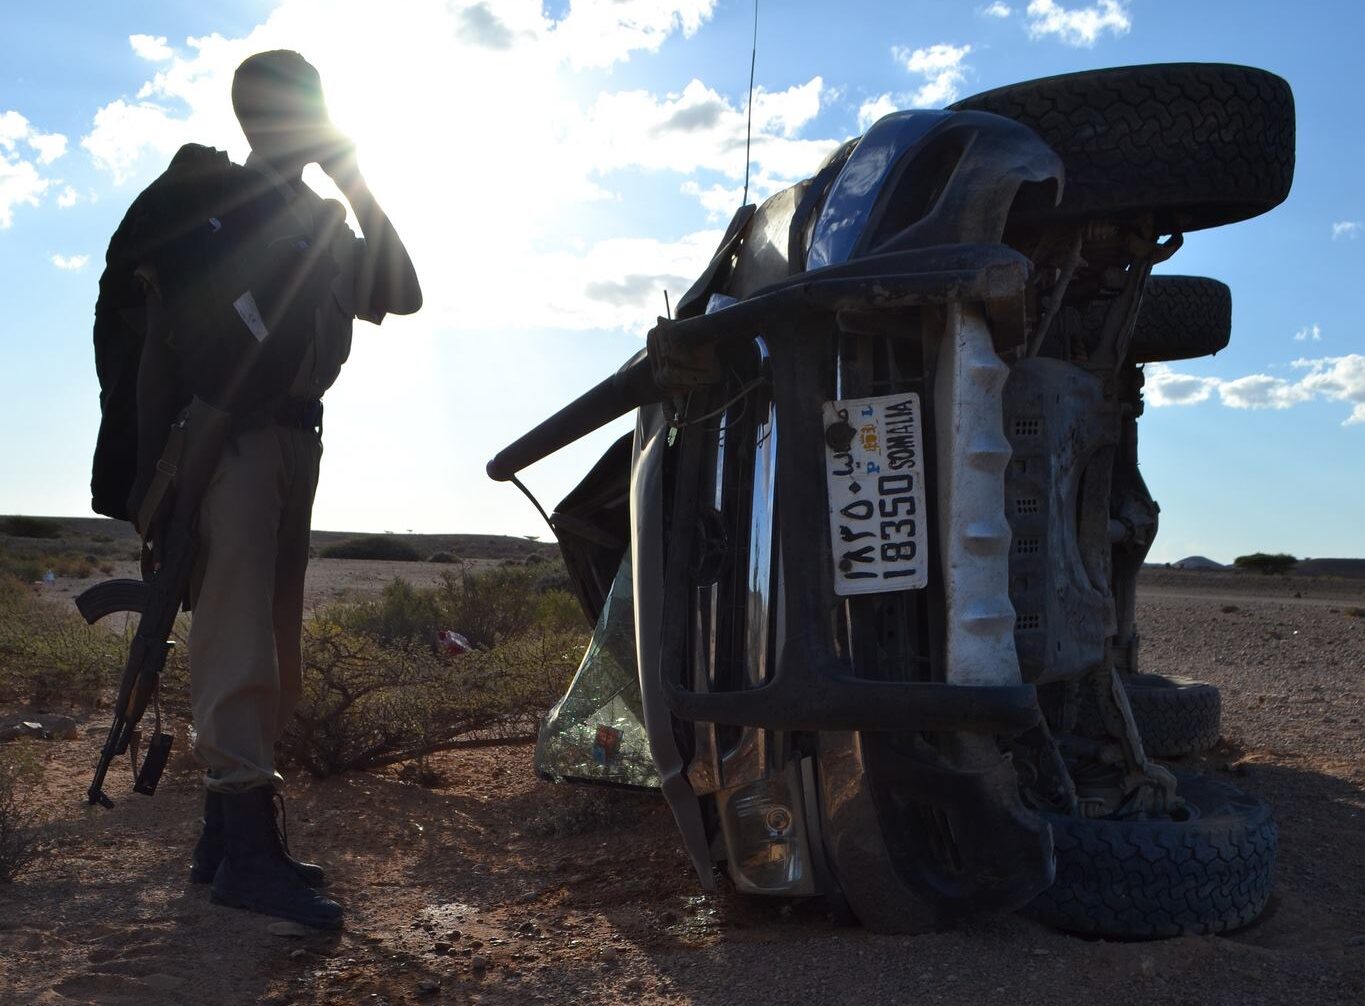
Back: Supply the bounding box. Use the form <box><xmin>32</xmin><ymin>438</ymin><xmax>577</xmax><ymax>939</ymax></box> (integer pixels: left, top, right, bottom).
<box><xmin>0</xmin><ymin>740</ymin><xmax>43</xmax><ymax>883</ymax></box>
<box><xmin>281</xmin><ymin>616</ymin><xmax>585</xmax><ymax>777</ymax></box>
<box><xmin>0</xmin><ymin>575</ymin><xmax>127</xmax><ymax>708</ymax></box>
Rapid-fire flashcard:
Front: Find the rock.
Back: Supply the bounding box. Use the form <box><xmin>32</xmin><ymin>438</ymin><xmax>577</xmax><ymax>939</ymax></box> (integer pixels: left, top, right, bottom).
<box><xmin>418</xmin><ymin>978</ymin><xmax>441</xmax><ymax>994</ymax></box>
<box><xmin>1138</xmin><ymin>956</ymin><xmax>1156</xmax><ymax>979</ymax></box>
<box><xmin>471</xmin><ymin>955</ymin><xmax>489</xmax><ymax>973</ymax></box>
<box><xmin>433</xmin><ymin>942</ymin><xmax>452</xmax><ymax>955</ymax></box>
<box><xmin>601</xmin><ymin>946</ymin><xmax>619</xmax><ymax>965</ymax></box>
<box><xmin>40</xmin><ymin>715</ymin><xmax>78</xmax><ymax>740</ymax></box>
<box><xmin>268</xmin><ymin>921</ymin><xmax>311</xmax><ymax>937</ymax></box>
<box><xmin>290</xmin><ymin>949</ymin><xmax>308</xmax><ymax>961</ymax></box>
<box><xmin>142</xmin><ymin>974</ymin><xmax>186</xmax><ymax>993</ymax></box>
<box><xmin>0</xmin><ymin>715</ymin><xmax>77</xmax><ymax>742</ymax></box>
<box><xmin>625</xmin><ymin>977</ymin><xmax>644</xmax><ymax>992</ymax></box>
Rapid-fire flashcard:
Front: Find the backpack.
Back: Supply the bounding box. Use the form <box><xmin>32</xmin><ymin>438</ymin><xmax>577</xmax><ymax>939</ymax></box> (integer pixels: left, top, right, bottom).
<box><xmin>91</xmin><ymin>143</ymin><xmax>339</xmax><ymax>521</ymax></box>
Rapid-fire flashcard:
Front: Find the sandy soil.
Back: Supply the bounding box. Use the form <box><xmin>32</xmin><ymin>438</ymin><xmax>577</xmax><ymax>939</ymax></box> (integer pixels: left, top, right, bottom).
<box><xmin>2</xmin><ymin>570</ymin><xmax>1363</xmax><ymax>1005</ymax></box>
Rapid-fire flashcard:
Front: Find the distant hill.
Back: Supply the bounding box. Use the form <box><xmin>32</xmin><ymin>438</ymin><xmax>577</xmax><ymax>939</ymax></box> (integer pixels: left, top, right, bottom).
<box><xmin>1294</xmin><ymin>558</ymin><xmax>1365</xmax><ymax>579</ymax></box>
<box><xmin>1172</xmin><ymin>555</ymin><xmax>1225</xmax><ymax>570</ymax></box>
<box><xmin>2</xmin><ymin>515</ymin><xmax>558</xmax><ymax>563</ymax></box>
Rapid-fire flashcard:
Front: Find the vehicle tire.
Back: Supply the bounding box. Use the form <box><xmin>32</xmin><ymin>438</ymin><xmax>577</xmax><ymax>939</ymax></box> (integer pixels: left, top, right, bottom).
<box><xmin>1028</xmin><ymin>773</ymin><xmax>1276</xmax><ymax>939</ymax></box>
<box><xmin>1131</xmin><ymin>275</ymin><xmax>1232</xmax><ymax>363</ymax></box>
<box><xmin>949</xmin><ymin>64</ymin><xmax>1295</xmax><ymax>232</ymax></box>
<box><xmin>1125</xmin><ymin>673</ymin><xmax>1223</xmax><ymax>756</ymax></box>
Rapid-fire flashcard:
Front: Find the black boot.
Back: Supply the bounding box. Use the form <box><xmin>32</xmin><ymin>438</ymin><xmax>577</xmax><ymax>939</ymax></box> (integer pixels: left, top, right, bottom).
<box><xmin>210</xmin><ymin>786</ymin><xmax>343</xmax><ymax>930</ymax></box>
<box><xmin>191</xmin><ymin>789</ymin><xmax>327</xmax><ymax>887</ymax></box>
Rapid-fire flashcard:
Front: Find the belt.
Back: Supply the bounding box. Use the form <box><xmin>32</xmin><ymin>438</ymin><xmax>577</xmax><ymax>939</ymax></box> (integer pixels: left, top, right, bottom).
<box><xmin>235</xmin><ymin>398</ymin><xmax>324</xmax><ymax>434</ymax></box>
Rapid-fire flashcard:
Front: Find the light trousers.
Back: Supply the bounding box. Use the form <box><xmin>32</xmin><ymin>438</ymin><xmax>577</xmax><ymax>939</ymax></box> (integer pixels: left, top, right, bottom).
<box><xmin>189</xmin><ymin>425</ymin><xmax>321</xmax><ymax>792</ymax></box>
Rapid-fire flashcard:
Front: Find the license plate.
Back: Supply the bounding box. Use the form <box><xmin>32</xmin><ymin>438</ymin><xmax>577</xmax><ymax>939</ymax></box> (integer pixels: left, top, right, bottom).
<box><xmin>823</xmin><ymin>393</ymin><xmax>929</xmax><ymax>595</ymax></box>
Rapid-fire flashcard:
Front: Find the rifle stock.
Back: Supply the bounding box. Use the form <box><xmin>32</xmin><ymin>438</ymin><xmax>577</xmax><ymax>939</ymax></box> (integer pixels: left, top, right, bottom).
<box><xmin>81</xmin><ymin>398</ymin><xmax>233</xmax><ymax>808</ymax></box>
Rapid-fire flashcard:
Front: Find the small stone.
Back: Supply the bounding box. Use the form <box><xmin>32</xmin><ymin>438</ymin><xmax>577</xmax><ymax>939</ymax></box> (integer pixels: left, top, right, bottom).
<box><xmin>433</xmin><ymin>942</ymin><xmax>452</xmax><ymax>955</ymax></box>
<box><xmin>418</xmin><ymin>978</ymin><xmax>441</xmax><ymax>994</ymax></box>
<box><xmin>1138</xmin><ymin>956</ymin><xmax>1156</xmax><ymax>979</ymax></box>
<box><xmin>601</xmin><ymin>946</ymin><xmax>619</xmax><ymax>964</ymax></box>
<box><xmin>290</xmin><ymin>949</ymin><xmax>307</xmax><ymax>961</ymax></box>
<box><xmin>268</xmin><ymin>921</ymin><xmax>310</xmax><ymax>937</ymax></box>
<box><xmin>142</xmin><ymin>974</ymin><xmax>185</xmax><ymax>993</ymax></box>
<box><xmin>471</xmin><ymin>955</ymin><xmax>489</xmax><ymax>972</ymax></box>
<box><xmin>624</xmin><ymin>977</ymin><xmax>644</xmax><ymax>992</ymax></box>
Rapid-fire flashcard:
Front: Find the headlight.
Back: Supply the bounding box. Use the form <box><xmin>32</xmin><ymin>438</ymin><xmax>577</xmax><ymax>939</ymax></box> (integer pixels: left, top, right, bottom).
<box><xmin>715</xmin><ymin>763</ymin><xmax>817</xmax><ymax>895</ymax></box>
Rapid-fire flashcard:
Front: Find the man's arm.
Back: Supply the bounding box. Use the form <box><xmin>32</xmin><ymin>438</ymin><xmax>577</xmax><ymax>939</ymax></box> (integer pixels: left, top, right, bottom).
<box><xmin>321</xmin><ymin>141</ymin><xmax>423</xmax><ymax>317</ymax></box>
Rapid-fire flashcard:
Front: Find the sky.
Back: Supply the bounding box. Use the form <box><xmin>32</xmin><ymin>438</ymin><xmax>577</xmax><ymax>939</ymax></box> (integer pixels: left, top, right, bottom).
<box><xmin>0</xmin><ymin>0</ymin><xmax>1361</xmax><ymax>564</ymax></box>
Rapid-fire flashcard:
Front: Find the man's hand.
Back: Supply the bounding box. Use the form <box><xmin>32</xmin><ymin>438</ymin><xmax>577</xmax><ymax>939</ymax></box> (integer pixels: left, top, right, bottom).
<box><xmin>316</xmin><ymin>130</ymin><xmax>360</xmax><ymax>188</ymax></box>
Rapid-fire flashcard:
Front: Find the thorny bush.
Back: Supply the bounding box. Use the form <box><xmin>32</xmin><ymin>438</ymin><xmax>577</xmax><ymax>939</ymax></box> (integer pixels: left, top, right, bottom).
<box><xmin>281</xmin><ymin>617</ymin><xmax>586</xmax><ymax>777</ymax></box>
<box><xmin>0</xmin><ymin>740</ymin><xmax>43</xmax><ymax>883</ymax></box>
<box><xmin>281</xmin><ymin>563</ymin><xmax>590</xmax><ymax>777</ymax></box>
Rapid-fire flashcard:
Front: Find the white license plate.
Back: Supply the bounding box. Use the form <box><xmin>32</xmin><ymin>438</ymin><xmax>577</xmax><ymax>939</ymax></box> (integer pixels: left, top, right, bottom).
<box><xmin>823</xmin><ymin>393</ymin><xmax>929</xmax><ymax>596</ymax></box>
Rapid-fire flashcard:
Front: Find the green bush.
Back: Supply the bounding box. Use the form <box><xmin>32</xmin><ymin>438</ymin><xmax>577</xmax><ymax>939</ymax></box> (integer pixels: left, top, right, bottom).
<box><xmin>427</xmin><ymin>551</ymin><xmax>458</xmax><ymax>564</ymax></box>
<box><xmin>323</xmin><ymin>564</ymin><xmax>571</xmax><ymax>649</ymax></box>
<box><xmin>438</xmin><ymin>565</ymin><xmax>534</xmax><ymax>647</ymax></box>
<box><xmin>1233</xmin><ymin>552</ymin><xmax>1298</xmax><ymax>576</ymax></box>
<box><xmin>0</xmin><ymin>516</ymin><xmax>65</xmax><ymax>539</ymax></box>
<box><xmin>319</xmin><ymin>535</ymin><xmax>422</xmax><ymax>561</ymax></box>
<box><xmin>327</xmin><ymin>577</ymin><xmax>442</xmax><ymax>646</ymax></box>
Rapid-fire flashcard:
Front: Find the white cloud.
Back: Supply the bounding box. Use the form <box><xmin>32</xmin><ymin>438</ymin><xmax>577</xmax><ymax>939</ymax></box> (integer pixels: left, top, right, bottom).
<box><xmin>551</xmin><ymin>0</ymin><xmax>715</xmax><ymax>69</ymax></box>
<box><xmin>51</xmin><ymin>253</ymin><xmax>90</xmax><ymax>271</ymax></box>
<box><xmin>130</xmin><ymin>34</ymin><xmax>174</xmax><ymax>61</ymax></box>
<box><xmin>1295</xmin><ymin>355</ymin><xmax>1365</xmax><ymax>426</ymax></box>
<box><xmin>0</xmin><ymin>110</ymin><xmax>68</xmax><ymax>227</ymax></box>
<box><xmin>857</xmin><ymin>92</ymin><xmax>899</xmax><ymax>130</ymax></box>
<box><xmin>26</xmin><ymin>132</ymin><xmax>67</xmax><ymax>165</ymax></box>
<box><xmin>1332</xmin><ymin>220</ymin><xmax>1360</xmax><ymax>240</ymax></box>
<box><xmin>1025</xmin><ymin>0</ymin><xmax>1131</xmax><ymax>46</ymax></box>
<box><xmin>56</xmin><ymin>185</ymin><xmax>78</xmax><ymax>208</ymax></box>
<box><xmin>1217</xmin><ymin>374</ymin><xmax>1311</xmax><ymax>411</ymax></box>
<box><xmin>681</xmin><ymin>179</ymin><xmax>744</xmax><ymax>220</ymax></box>
<box><xmin>1293</xmin><ymin>323</ymin><xmax>1322</xmax><ymax>343</ymax></box>
<box><xmin>1144</xmin><ymin>364</ymin><xmax>1219</xmax><ymax>407</ymax></box>
<box><xmin>982</xmin><ymin>2</ymin><xmax>1013</xmax><ymax>17</ymax></box>
<box><xmin>894</xmin><ymin>43</ymin><xmax>973</xmax><ymax>107</ymax></box>
<box><xmin>78</xmin><ymin>1</ymin><xmax>841</xmax><ymax>335</ymax></box>
<box><xmin>81</xmin><ymin>98</ymin><xmax>189</xmax><ymax>184</ymax></box>
<box><xmin>1146</xmin><ymin>354</ymin><xmax>1365</xmax><ymax>426</ymax></box>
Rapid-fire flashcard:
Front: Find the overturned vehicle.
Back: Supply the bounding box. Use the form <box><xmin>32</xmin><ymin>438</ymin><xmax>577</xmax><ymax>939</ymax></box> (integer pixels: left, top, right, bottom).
<box><xmin>490</xmin><ymin>63</ymin><xmax>1294</xmax><ymax>939</ymax></box>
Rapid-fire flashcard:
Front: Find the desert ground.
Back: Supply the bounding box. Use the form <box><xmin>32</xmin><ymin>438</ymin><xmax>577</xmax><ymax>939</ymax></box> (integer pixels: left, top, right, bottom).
<box><xmin>1</xmin><ymin>562</ymin><xmax>1362</xmax><ymax>1006</ymax></box>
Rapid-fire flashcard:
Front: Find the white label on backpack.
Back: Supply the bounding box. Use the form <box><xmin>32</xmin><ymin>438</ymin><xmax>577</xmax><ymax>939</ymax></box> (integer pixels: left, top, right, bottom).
<box><xmin>233</xmin><ymin>291</ymin><xmax>270</xmax><ymax>342</ymax></box>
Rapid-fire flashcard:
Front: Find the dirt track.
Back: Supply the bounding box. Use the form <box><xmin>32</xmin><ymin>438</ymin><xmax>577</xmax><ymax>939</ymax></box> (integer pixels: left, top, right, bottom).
<box><xmin>1</xmin><ymin>570</ymin><xmax>1362</xmax><ymax>1005</ymax></box>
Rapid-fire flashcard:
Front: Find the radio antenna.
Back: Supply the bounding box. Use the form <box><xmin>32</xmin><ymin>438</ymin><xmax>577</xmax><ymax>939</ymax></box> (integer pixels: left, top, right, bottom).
<box><xmin>741</xmin><ymin>0</ymin><xmax>758</xmax><ymax>207</ymax></box>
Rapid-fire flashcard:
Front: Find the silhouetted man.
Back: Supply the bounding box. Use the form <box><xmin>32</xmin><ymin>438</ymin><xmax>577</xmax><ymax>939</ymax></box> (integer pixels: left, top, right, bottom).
<box><xmin>177</xmin><ymin>50</ymin><xmax>421</xmax><ymax>929</ymax></box>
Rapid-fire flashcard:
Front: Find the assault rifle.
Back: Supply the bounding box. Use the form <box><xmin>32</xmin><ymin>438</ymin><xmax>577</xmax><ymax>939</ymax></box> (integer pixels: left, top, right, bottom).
<box><xmin>75</xmin><ymin>399</ymin><xmax>233</xmax><ymax>807</ymax></box>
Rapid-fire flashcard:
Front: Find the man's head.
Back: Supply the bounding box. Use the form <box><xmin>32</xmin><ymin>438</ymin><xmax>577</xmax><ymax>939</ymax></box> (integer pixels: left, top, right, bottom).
<box><xmin>232</xmin><ymin>50</ymin><xmax>333</xmax><ymax>171</ymax></box>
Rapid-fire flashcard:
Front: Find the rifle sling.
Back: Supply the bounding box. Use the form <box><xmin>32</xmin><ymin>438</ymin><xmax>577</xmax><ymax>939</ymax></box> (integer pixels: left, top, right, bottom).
<box><xmin>135</xmin><ymin>418</ymin><xmax>187</xmax><ymax>538</ymax></box>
